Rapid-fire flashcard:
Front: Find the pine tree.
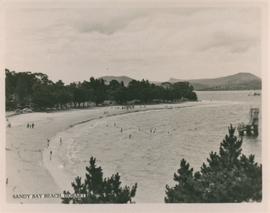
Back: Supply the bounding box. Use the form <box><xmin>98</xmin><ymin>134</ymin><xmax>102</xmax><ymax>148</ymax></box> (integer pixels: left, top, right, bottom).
<box><xmin>62</xmin><ymin>157</ymin><xmax>137</xmax><ymax>204</ymax></box>
<box><xmin>165</xmin><ymin>125</ymin><xmax>262</xmax><ymax>203</ymax></box>
<box><xmin>165</xmin><ymin>159</ymin><xmax>202</xmax><ymax>202</ymax></box>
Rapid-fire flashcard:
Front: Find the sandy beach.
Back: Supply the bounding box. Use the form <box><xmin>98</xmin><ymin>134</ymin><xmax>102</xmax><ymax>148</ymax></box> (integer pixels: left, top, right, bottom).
<box><xmin>6</xmin><ymin>102</ymin><xmax>206</xmax><ymax>203</ymax></box>
<box><xmin>6</xmin><ymin>91</ymin><xmax>261</xmax><ymax>203</ymax></box>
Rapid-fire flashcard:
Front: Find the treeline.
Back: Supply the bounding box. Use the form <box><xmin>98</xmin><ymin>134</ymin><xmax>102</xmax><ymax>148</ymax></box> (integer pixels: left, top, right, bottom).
<box><xmin>63</xmin><ymin>125</ymin><xmax>262</xmax><ymax>204</ymax></box>
<box><xmin>5</xmin><ymin>69</ymin><xmax>197</xmax><ymax>111</ymax></box>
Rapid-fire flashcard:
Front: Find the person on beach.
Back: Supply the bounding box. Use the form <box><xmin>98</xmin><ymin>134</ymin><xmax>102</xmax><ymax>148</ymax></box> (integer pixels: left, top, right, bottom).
<box><xmin>27</xmin><ymin>123</ymin><xmax>29</xmax><ymax>128</ymax></box>
<box><xmin>50</xmin><ymin>150</ymin><xmax>52</xmax><ymax>160</ymax></box>
<box><xmin>60</xmin><ymin>137</ymin><xmax>62</xmax><ymax>145</ymax></box>
<box><xmin>129</xmin><ymin>134</ymin><xmax>132</xmax><ymax>139</ymax></box>
<box><xmin>32</xmin><ymin>123</ymin><xmax>35</xmax><ymax>128</ymax></box>
<box><xmin>120</xmin><ymin>128</ymin><xmax>123</xmax><ymax>133</ymax></box>
<box><xmin>6</xmin><ymin>178</ymin><xmax>8</xmax><ymax>185</ymax></box>
<box><xmin>47</xmin><ymin>139</ymin><xmax>50</xmax><ymax>148</ymax></box>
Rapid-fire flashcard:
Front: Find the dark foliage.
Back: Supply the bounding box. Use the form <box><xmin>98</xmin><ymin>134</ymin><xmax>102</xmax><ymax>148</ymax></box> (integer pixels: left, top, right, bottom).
<box><xmin>165</xmin><ymin>125</ymin><xmax>262</xmax><ymax>203</ymax></box>
<box><xmin>5</xmin><ymin>69</ymin><xmax>197</xmax><ymax>111</ymax></box>
<box><xmin>62</xmin><ymin>157</ymin><xmax>137</xmax><ymax>204</ymax></box>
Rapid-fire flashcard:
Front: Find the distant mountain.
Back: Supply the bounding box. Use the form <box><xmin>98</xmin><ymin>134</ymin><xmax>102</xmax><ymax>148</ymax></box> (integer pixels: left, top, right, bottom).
<box><xmin>100</xmin><ymin>73</ymin><xmax>261</xmax><ymax>91</ymax></box>
<box><xmin>99</xmin><ymin>76</ymin><xmax>134</xmax><ymax>86</ymax></box>
<box><xmin>169</xmin><ymin>72</ymin><xmax>261</xmax><ymax>91</ymax></box>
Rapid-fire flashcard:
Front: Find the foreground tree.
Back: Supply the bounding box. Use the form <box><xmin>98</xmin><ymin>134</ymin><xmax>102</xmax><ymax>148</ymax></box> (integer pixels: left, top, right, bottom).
<box><xmin>62</xmin><ymin>157</ymin><xmax>137</xmax><ymax>204</ymax></box>
<box><xmin>165</xmin><ymin>125</ymin><xmax>262</xmax><ymax>203</ymax></box>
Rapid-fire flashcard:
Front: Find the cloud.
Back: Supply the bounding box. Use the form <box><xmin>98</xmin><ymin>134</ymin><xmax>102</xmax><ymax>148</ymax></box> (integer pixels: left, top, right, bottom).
<box><xmin>75</xmin><ymin>11</ymin><xmax>145</xmax><ymax>35</ymax></box>
<box><xmin>198</xmin><ymin>32</ymin><xmax>258</xmax><ymax>54</ymax></box>
<box><xmin>4</xmin><ymin>4</ymin><xmax>262</xmax><ymax>82</ymax></box>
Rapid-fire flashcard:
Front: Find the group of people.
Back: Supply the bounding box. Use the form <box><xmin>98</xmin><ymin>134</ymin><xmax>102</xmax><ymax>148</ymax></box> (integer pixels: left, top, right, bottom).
<box><xmin>26</xmin><ymin>123</ymin><xmax>35</xmax><ymax>128</ymax></box>
<box><xmin>126</xmin><ymin>127</ymin><xmax>158</xmax><ymax>139</ymax></box>
<box><xmin>150</xmin><ymin>128</ymin><xmax>157</xmax><ymax>134</ymax></box>
<box><xmin>121</xmin><ymin>105</ymin><xmax>135</xmax><ymax>110</ymax></box>
<box><xmin>111</xmin><ymin>119</ymin><xmax>161</xmax><ymax>140</ymax></box>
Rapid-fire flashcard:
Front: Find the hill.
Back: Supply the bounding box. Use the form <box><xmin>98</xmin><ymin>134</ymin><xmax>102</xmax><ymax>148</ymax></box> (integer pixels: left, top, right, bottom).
<box><xmin>100</xmin><ymin>73</ymin><xmax>261</xmax><ymax>91</ymax></box>
<box><xmin>169</xmin><ymin>72</ymin><xmax>261</xmax><ymax>91</ymax></box>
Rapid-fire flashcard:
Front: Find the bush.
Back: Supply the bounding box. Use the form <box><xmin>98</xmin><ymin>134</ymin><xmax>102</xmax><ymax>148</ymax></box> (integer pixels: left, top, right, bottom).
<box><xmin>165</xmin><ymin>125</ymin><xmax>262</xmax><ymax>203</ymax></box>
<box><xmin>62</xmin><ymin>157</ymin><xmax>137</xmax><ymax>204</ymax></box>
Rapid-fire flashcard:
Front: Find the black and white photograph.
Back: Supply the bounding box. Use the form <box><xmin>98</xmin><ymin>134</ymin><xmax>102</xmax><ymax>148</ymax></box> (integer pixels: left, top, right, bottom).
<box><xmin>1</xmin><ymin>0</ymin><xmax>269</xmax><ymax>212</ymax></box>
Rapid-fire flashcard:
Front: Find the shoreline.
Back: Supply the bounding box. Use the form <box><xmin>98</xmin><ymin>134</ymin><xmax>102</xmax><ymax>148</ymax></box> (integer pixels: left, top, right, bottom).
<box><xmin>5</xmin><ymin>99</ymin><xmax>248</xmax><ymax>203</ymax></box>
<box><xmin>41</xmin><ymin>100</ymin><xmax>241</xmax><ymax>203</ymax></box>
<box><xmin>6</xmin><ymin>105</ymin><xmax>122</xmax><ymax>203</ymax></box>
<box><xmin>6</xmin><ymin>101</ymin><xmax>202</xmax><ymax>203</ymax></box>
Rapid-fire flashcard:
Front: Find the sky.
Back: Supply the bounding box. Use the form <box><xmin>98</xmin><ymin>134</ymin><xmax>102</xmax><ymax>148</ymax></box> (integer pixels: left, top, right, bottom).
<box><xmin>3</xmin><ymin>1</ymin><xmax>263</xmax><ymax>83</ymax></box>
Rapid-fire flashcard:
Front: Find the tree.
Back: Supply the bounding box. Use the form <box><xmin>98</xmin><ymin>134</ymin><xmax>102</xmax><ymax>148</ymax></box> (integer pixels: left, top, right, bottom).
<box><xmin>14</xmin><ymin>72</ymin><xmax>36</xmax><ymax>107</ymax></box>
<box><xmin>5</xmin><ymin>69</ymin><xmax>17</xmax><ymax>110</ymax></box>
<box><xmin>5</xmin><ymin>69</ymin><xmax>198</xmax><ymax>111</ymax></box>
<box><xmin>62</xmin><ymin>157</ymin><xmax>137</xmax><ymax>204</ymax></box>
<box><xmin>165</xmin><ymin>125</ymin><xmax>262</xmax><ymax>203</ymax></box>
<box><xmin>165</xmin><ymin>159</ymin><xmax>202</xmax><ymax>203</ymax></box>
<box><xmin>32</xmin><ymin>83</ymin><xmax>56</xmax><ymax>110</ymax></box>
<box><xmin>88</xmin><ymin>78</ymin><xmax>107</xmax><ymax>105</ymax></box>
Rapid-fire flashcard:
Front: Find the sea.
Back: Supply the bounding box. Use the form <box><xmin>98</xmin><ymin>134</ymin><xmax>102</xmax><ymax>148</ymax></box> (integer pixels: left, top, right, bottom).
<box><xmin>54</xmin><ymin>90</ymin><xmax>261</xmax><ymax>203</ymax></box>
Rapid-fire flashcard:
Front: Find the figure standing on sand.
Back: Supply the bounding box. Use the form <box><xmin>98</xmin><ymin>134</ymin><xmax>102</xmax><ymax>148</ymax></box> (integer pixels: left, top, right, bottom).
<box><xmin>59</xmin><ymin>137</ymin><xmax>62</xmax><ymax>145</ymax></box>
<box><xmin>129</xmin><ymin>134</ymin><xmax>132</xmax><ymax>139</ymax></box>
<box><xmin>47</xmin><ymin>139</ymin><xmax>50</xmax><ymax>148</ymax></box>
<box><xmin>27</xmin><ymin>123</ymin><xmax>34</xmax><ymax>128</ymax></box>
<box><xmin>50</xmin><ymin>150</ymin><xmax>52</xmax><ymax>160</ymax></box>
<box><xmin>120</xmin><ymin>128</ymin><xmax>123</xmax><ymax>133</ymax></box>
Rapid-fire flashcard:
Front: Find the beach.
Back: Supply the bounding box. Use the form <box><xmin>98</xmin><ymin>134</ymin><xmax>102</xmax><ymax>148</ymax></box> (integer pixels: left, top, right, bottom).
<box><xmin>6</xmin><ymin>102</ymin><xmax>203</xmax><ymax>203</ymax></box>
<box><xmin>6</xmin><ymin>91</ymin><xmax>261</xmax><ymax>203</ymax></box>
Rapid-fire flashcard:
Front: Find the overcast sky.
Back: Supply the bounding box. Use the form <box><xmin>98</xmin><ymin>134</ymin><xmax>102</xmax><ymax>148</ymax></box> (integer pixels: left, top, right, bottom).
<box><xmin>3</xmin><ymin>1</ymin><xmax>262</xmax><ymax>83</ymax></box>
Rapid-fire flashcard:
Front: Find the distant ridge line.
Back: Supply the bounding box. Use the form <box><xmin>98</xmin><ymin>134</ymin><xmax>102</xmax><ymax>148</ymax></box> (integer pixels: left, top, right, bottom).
<box><xmin>100</xmin><ymin>72</ymin><xmax>261</xmax><ymax>91</ymax></box>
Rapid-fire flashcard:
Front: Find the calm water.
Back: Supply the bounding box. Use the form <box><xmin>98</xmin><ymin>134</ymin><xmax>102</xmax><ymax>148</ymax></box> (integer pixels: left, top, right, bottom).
<box><xmin>56</xmin><ymin>90</ymin><xmax>261</xmax><ymax>203</ymax></box>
